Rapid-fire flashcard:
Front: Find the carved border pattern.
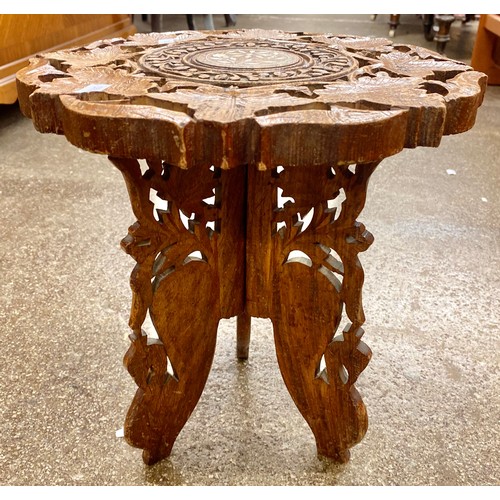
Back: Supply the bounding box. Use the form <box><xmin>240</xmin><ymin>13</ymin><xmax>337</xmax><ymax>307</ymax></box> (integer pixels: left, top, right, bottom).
<box><xmin>139</xmin><ymin>39</ymin><xmax>358</xmax><ymax>86</ymax></box>
<box><xmin>17</xmin><ymin>29</ymin><xmax>485</xmax><ymax>166</ymax></box>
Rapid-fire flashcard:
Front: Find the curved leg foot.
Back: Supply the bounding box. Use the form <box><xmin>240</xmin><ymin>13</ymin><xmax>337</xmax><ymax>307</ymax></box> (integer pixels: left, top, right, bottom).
<box><xmin>123</xmin><ymin>259</ymin><xmax>219</xmax><ymax>464</ymax></box>
<box><xmin>272</xmin><ymin>263</ymin><xmax>370</xmax><ymax>462</ymax></box>
<box><xmin>143</xmin><ymin>447</ymin><xmax>171</xmax><ymax>466</ymax></box>
<box><xmin>258</xmin><ymin>162</ymin><xmax>378</xmax><ymax>461</ymax></box>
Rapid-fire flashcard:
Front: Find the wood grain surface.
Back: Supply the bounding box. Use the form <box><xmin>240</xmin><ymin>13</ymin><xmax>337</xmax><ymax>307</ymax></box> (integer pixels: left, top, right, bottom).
<box><xmin>17</xmin><ymin>29</ymin><xmax>486</xmax><ymax>169</ymax></box>
<box><xmin>16</xmin><ymin>30</ymin><xmax>487</xmax><ymax>465</ymax></box>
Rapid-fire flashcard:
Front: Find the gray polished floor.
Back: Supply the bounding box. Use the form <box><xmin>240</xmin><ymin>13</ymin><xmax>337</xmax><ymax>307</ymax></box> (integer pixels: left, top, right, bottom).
<box><xmin>0</xmin><ymin>14</ymin><xmax>498</xmax><ymax>486</ymax></box>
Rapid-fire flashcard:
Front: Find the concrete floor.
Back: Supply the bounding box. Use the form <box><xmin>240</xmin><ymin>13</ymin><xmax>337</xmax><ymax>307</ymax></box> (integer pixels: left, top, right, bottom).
<box><xmin>0</xmin><ymin>14</ymin><xmax>499</xmax><ymax>486</ymax></box>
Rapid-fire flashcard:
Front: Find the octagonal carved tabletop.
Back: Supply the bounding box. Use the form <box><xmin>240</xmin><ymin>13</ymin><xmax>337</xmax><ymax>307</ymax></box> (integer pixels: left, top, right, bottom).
<box><xmin>17</xmin><ymin>30</ymin><xmax>486</xmax><ymax>466</ymax></box>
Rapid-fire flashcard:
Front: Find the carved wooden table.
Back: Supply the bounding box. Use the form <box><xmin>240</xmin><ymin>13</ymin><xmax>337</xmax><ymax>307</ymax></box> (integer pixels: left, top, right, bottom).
<box><xmin>17</xmin><ymin>29</ymin><xmax>486</xmax><ymax>466</ymax></box>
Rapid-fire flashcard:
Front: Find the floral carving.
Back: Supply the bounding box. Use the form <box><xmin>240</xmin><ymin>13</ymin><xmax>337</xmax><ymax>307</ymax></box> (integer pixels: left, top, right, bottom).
<box><xmin>16</xmin><ymin>29</ymin><xmax>487</xmax><ymax>466</ymax></box>
<box><xmin>139</xmin><ymin>38</ymin><xmax>357</xmax><ymax>86</ymax></box>
<box><xmin>269</xmin><ymin>162</ymin><xmax>378</xmax><ymax>460</ymax></box>
<box><xmin>17</xmin><ymin>30</ymin><xmax>486</xmax><ymax>168</ymax></box>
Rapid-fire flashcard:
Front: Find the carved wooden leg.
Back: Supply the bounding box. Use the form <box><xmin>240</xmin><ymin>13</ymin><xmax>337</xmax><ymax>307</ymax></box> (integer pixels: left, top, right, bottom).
<box><xmin>123</xmin><ymin>261</ymin><xmax>220</xmax><ymax>465</ymax></box>
<box><xmin>248</xmin><ymin>162</ymin><xmax>378</xmax><ymax>462</ymax></box>
<box><xmin>236</xmin><ymin>311</ymin><xmax>251</xmax><ymax>360</ymax></box>
<box><xmin>110</xmin><ymin>158</ymin><xmax>245</xmax><ymax>464</ymax></box>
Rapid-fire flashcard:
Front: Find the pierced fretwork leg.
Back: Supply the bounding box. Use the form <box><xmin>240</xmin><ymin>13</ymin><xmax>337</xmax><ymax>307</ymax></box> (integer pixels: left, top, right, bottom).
<box><xmin>124</xmin><ymin>260</ymin><xmax>220</xmax><ymax>464</ymax></box>
<box><xmin>248</xmin><ymin>161</ymin><xmax>378</xmax><ymax>462</ymax></box>
<box><xmin>110</xmin><ymin>157</ymin><xmax>246</xmax><ymax>464</ymax></box>
<box><xmin>272</xmin><ymin>264</ymin><xmax>370</xmax><ymax>462</ymax></box>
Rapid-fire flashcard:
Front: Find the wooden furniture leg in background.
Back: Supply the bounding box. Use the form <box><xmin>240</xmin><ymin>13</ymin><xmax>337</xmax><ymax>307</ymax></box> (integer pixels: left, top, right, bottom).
<box><xmin>434</xmin><ymin>15</ymin><xmax>455</xmax><ymax>54</ymax></box>
<box><xmin>423</xmin><ymin>14</ymin><xmax>435</xmax><ymax>41</ymax></box>
<box><xmin>150</xmin><ymin>15</ymin><xmax>163</xmax><ymax>33</ymax></box>
<box><xmin>224</xmin><ymin>15</ymin><xmax>237</xmax><ymax>27</ymax></box>
<box><xmin>186</xmin><ymin>14</ymin><xmax>234</xmax><ymax>30</ymax></box>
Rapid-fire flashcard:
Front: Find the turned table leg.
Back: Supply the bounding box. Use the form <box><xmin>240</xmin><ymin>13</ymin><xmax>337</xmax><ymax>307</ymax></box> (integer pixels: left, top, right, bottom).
<box><xmin>435</xmin><ymin>14</ymin><xmax>456</xmax><ymax>53</ymax></box>
<box><xmin>389</xmin><ymin>14</ymin><xmax>401</xmax><ymax>37</ymax></box>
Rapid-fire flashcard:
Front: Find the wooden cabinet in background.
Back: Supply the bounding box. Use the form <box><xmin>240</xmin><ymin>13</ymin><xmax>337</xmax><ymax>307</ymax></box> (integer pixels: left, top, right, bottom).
<box><xmin>0</xmin><ymin>14</ymin><xmax>136</xmax><ymax>104</ymax></box>
<box><xmin>471</xmin><ymin>14</ymin><xmax>500</xmax><ymax>85</ymax></box>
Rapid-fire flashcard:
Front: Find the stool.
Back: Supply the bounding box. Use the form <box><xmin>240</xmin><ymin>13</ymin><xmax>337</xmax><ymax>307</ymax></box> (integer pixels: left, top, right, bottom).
<box><xmin>16</xmin><ymin>29</ymin><xmax>486</xmax><ymax>465</ymax></box>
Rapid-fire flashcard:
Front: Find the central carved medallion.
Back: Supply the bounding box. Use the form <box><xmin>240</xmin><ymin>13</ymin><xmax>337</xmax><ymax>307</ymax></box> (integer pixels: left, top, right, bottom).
<box><xmin>139</xmin><ymin>39</ymin><xmax>357</xmax><ymax>86</ymax></box>
<box><xmin>188</xmin><ymin>47</ymin><xmax>304</xmax><ymax>69</ymax></box>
